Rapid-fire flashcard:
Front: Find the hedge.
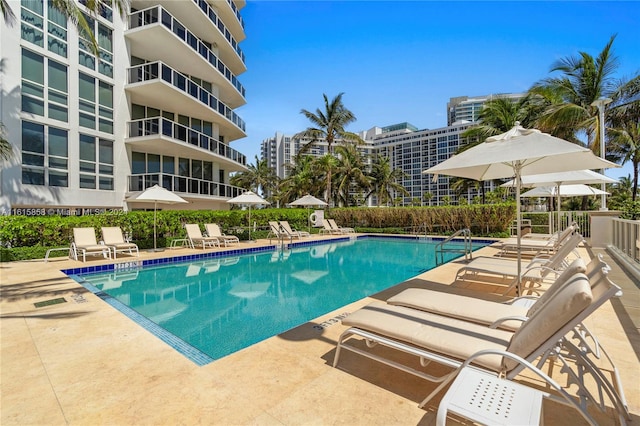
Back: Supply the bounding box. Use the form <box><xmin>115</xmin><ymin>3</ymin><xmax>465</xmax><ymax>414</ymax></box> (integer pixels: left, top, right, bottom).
<box><xmin>0</xmin><ymin>203</ymin><xmax>515</xmax><ymax>261</ymax></box>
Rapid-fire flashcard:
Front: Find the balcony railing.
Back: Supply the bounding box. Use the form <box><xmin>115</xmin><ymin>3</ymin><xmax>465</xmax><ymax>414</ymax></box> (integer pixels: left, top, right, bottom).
<box><xmin>129</xmin><ymin>6</ymin><xmax>245</xmax><ymax>98</ymax></box>
<box><xmin>128</xmin><ymin>118</ymin><xmax>246</xmax><ymax>166</ymax></box>
<box><xmin>223</xmin><ymin>0</ymin><xmax>245</xmax><ymax>30</ymax></box>
<box><xmin>129</xmin><ymin>173</ymin><xmax>244</xmax><ymax>199</ymax></box>
<box><xmin>191</xmin><ymin>0</ymin><xmax>245</xmax><ymax>64</ymax></box>
<box><xmin>128</xmin><ymin>61</ymin><xmax>246</xmax><ymax>133</ymax></box>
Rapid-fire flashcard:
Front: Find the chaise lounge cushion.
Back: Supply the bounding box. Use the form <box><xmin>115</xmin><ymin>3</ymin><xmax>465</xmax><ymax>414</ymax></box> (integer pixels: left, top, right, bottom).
<box><xmin>342</xmin><ymin>302</ymin><xmax>512</xmax><ymax>371</ymax></box>
<box><xmin>504</xmin><ymin>273</ymin><xmax>592</xmax><ymax>371</ymax></box>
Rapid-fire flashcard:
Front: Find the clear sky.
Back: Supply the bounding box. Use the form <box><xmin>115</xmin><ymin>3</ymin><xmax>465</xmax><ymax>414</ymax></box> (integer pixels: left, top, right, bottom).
<box><xmin>233</xmin><ymin>1</ymin><xmax>640</xmax><ymax>180</ymax></box>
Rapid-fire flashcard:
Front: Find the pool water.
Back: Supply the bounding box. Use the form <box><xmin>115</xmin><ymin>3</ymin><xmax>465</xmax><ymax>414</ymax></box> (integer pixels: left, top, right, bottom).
<box><xmin>78</xmin><ymin>237</ymin><xmax>481</xmax><ymax>362</ymax></box>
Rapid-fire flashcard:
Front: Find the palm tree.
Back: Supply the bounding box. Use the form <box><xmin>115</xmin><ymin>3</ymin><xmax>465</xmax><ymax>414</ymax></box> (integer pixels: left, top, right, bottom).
<box><xmin>607</xmin><ymin>77</ymin><xmax>640</xmax><ymax>201</ymax></box>
<box><xmin>607</xmin><ymin>175</ymin><xmax>633</xmax><ymax>209</ymax></box>
<box><xmin>229</xmin><ymin>156</ymin><xmax>279</xmax><ymax>198</ymax></box>
<box><xmin>367</xmin><ymin>154</ymin><xmax>408</xmax><ymax>207</ymax></box>
<box><xmin>279</xmin><ymin>153</ymin><xmax>324</xmax><ymax>204</ymax></box>
<box><xmin>529</xmin><ymin>35</ymin><xmax>620</xmax><ymax>151</ymax></box>
<box><xmin>296</xmin><ymin>93</ymin><xmax>362</xmax><ymax>204</ymax></box>
<box><xmin>333</xmin><ymin>144</ymin><xmax>370</xmax><ymax>207</ymax></box>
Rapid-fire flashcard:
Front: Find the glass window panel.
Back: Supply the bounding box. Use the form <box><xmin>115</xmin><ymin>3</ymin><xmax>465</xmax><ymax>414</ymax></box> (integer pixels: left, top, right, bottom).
<box><xmin>132</xmin><ymin>152</ymin><xmax>146</xmax><ymax>174</ymax></box>
<box><xmin>22</xmin><ymin>121</ymin><xmax>44</xmax><ymax>153</ymax></box>
<box><xmin>78</xmin><ymin>73</ymin><xmax>95</xmax><ymax>101</ymax></box>
<box><xmin>47</xmin><ymin>37</ymin><xmax>67</xmax><ymax>57</ymax></box>
<box><xmin>99</xmin><ymin>107</ymin><xmax>113</xmax><ymax>119</ymax></box>
<box><xmin>47</xmin><ymin>3</ymin><xmax>66</xmax><ymax>27</ymax></box>
<box><xmin>79</xmin><ymin>51</ymin><xmax>95</xmax><ymax>69</ymax></box>
<box><xmin>99</xmin><ymin>176</ymin><xmax>113</xmax><ymax>190</ymax></box>
<box><xmin>98</xmin><ymin>23</ymin><xmax>112</xmax><ymax>52</ymax></box>
<box><xmin>99</xmin><ymin>119</ymin><xmax>113</xmax><ymax>134</ymax></box>
<box><xmin>48</xmin><ymin>90</ymin><xmax>67</xmax><ymax>105</ymax></box>
<box><xmin>48</xmin><ymin>127</ymin><xmax>67</xmax><ymax>157</ymax></box>
<box><xmin>147</xmin><ymin>154</ymin><xmax>160</xmax><ymax>173</ymax></box>
<box><xmin>192</xmin><ymin>118</ymin><xmax>202</xmax><ymax>133</ymax></box>
<box><xmin>99</xmin><ymin>62</ymin><xmax>113</xmax><ymax>78</ymax></box>
<box><xmin>98</xmin><ymin>82</ymin><xmax>112</xmax><ymax>107</ymax></box>
<box><xmin>178</xmin><ymin>158</ymin><xmax>189</xmax><ymax>177</ymax></box>
<box><xmin>22</xmin><ymin>48</ymin><xmax>44</xmax><ymax>83</ymax></box>
<box><xmin>162</xmin><ymin>111</ymin><xmax>174</xmax><ymax>120</ymax></box>
<box><xmin>99</xmin><ymin>164</ymin><xmax>113</xmax><ymax>175</ymax></box>
<box><xmin>79</xmin><ymin>161</ymin><xmax>94</xmax><ymax>173</ymax></box>
<box><xmin>48</xmin><ymin>170</ymin><xmax>68</xmax><ymax>187</ymax></box>
<box><xmin>21</xmin><ymin>24</ymin><xmax>43</xmax><ymax>46</ymax></box>
<box><xmin>147</xmin><ymin>107</ymin><xmax>160</xmax><ymax>117</ymax></box>
<box><xmin>202</xmin><ymin>121</ymin><xmax>212</xmax><ymax>137</ymax></box>
<box><xmin>22</xmin><ymin>152</ymin><xmax>44</xmax><ymax>166</ymax></box>
<box><xmin>178</xmin><ymin>115</ymin><xmax>189</xmax><ymax>126</ymax></box>
<box><xmin>48</xmin><ymin>60</ymin><xmax>67</xmax><ymax>92</ymax></box>
<box><xmin>79</xmin><ymin>113</ymin><xmax>95</xmax><ymax>129</ymax></box>
<box><xmin>203</xmin><ymin>161</ymin><xmax>212</xmax><ymax>181</ymax></box>
<box><xmin>23</xmin><ymin>0</ymin><xmax>43</xmax><ymax>14</ymax></box>
<box><xmin>79</xmin><ymin>134</ymin><xmax>95</xmax><ymax>161</ymax></box>
<box><xmin>162</xmin><ymin>156</ymin><xmax>174</xmax><ymax>174</ymax></box>
<box><xmin>79</xmin><ymin>99</ymin><xmax>94</xmax><ymax>113</ymax></box>
<box><xmin>49</xmin><ymin>157</ymin><xmax>67</xmax><ymax>169</ymax></box>
<box><xmin>99</xmin><ymin>139</ymin><xmax>113</xmax><ymax>164</ymax></box>
<box><xmin>22</xmin><ymin>96</ymin><xmax>44</xmax><ymax>115</ymax></box>
<box><xmin>22</xmin><ymin>168</ymin><xmax>45</xmax><ymax>185</ymax></box>
<box><xmin>191</xmin><ymin>160</ymin><xmax>202</xmax><ymax>179</ymax></box>
<box><xmin>48</xmin><ymin>103</ymin><xmax>67</xmax><ymax>121</ymax></box>
<box><xmin>79</xmin><ymin>174</ymin><xmax>96</xmax><ymax>189</ymax></box>
<box><xmin>132</xmin><ymin>104</ymin><xmax>145</xmax><ymax>120</ymax></box>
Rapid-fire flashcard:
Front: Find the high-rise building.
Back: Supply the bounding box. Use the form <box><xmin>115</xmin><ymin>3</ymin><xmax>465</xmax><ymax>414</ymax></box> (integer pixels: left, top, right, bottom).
<box><xmin>1</xmin><ymin>0</ymin><xmax>248</xmax><ymax>215</ymax></box>
<box><xmin>447</xmin><ymin>93</ymin><xmax>525</xmax><ymax>125</ymax></box>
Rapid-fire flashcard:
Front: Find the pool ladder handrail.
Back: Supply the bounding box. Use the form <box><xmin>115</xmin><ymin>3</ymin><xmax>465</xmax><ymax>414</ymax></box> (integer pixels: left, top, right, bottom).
<box><xmin>435</xmin><ymin>228</ymin><xmax>472</xmax><ymax>265</ymax></box>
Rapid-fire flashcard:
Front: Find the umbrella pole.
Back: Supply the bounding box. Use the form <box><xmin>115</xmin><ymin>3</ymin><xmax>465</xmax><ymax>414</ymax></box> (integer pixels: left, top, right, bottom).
<box><xmin>515</xmin><ymin>164</ymin><xmax>522</xmax><ymax>297</ymax></box>
<box><xmin>153</xmin><ymin>200</ymin><xmax>158</xmax><ymax>251</ymax></box>
<box><xmin>556</xmin><ymin>183</ymin><xmax>561</xmax><ymax>234</ymax></box>
<box><xmin>248</xmin><ymin>206</ymin><xmax>251</xmax><ymax>242</ymax></box>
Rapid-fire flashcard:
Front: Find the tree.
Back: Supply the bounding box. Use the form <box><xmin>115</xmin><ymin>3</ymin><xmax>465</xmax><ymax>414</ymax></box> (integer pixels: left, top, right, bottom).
<box><xmin>279</xmin><ymin>153</ymin><xmax>324</xmax><ymax>204</ymax></box>
<box><xmin>296</xmin><ymin>93</ymin><xmax>362</xmax><ymax>204</ymax></box>
<box><xmin>333</xmin><ymin>144</ymin><xmax>370</xmax><ymax>207</ymax></box>
<box><xmin>366</xmin><ymin>154</ymin><xmax>408</xmax><ymax>207</ymax></box>
<box><xmin>229</xmin><ymin>156</ymin><xmax>279</xmax><ymax>198</ymax></box>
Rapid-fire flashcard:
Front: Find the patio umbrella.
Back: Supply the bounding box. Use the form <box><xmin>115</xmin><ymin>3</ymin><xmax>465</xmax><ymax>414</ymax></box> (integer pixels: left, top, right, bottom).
<box><xmin>227</xmin><ymin>191</ymin><xmax>270</xmax><ymax>241</ymax></box>
<box><xmin>288</xmin><ymin>194</ymin><xmax>328</xmax><ymax>232</ymax></box>
<box><xmin>501</xmin><ymin>170</ymin><xmax>618</xmax><ymax>233</ymax></box>
<box><xmin>127</xmin><ymin>184</ymin><xmax>188</xmax><ymax>251</ymax></box>
<box><xmin>424</xmin><ymin>122</ymin><xmax>618</xmax><ymax>295</ymax></box>
<box><xmin>521</xmin><ymin>184</ymin><xmax>609</xmax><ymax>198</ymax></box>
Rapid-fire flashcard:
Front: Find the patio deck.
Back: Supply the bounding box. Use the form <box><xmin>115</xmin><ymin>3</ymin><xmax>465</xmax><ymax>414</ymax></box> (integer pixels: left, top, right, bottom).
<box><xmin>1</xmin><ymin>235</ymin><xmax>638</xmax><ymax>425</ymax></box>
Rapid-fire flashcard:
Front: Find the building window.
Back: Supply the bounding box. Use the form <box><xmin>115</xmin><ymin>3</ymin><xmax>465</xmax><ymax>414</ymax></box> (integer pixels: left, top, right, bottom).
<box><xmin>78</xmin><ymin>13</ymin><xmax>113</xmax><ymax>77</ymax></box>
<box><xmin>78</xmin><ymin>72</ymin><xmax>113</xmax><ymax>133</ymax></box>
<box><xmin>47</xmin><ymin>3</ymin><xmax>67</xmax><ymax>57</ymax></box>
<box><xmin>20</xmin><ymin>0</ymin><xmax>44</xmax><ymax>47</ymax></box>
<box><xmin>21</xmin><ymin>121</ymin><xmax>68</xmax><ymax>187</ymax></box>
<box><xmin>79</xmin><ymin>134</ymin><xmax>113</xmax><ymax>190</ymax></box>
<box><xmin>21</xmin><ymin>49</ymin><xmax>68</xmax><ymax>122</ymax></box>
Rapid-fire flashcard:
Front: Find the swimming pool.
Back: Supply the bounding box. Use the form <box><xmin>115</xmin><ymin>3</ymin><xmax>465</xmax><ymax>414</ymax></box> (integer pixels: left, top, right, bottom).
<box><xmin>71</xmin><ymin>236</ymin><xmax>489</xmax><ymax>364</ymax></box>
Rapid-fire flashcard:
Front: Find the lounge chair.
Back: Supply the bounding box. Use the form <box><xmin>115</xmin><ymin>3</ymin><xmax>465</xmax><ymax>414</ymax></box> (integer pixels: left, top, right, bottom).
<box><xmin>101</xmin><ymin>227</ymin><xmax>139</xmax><ymax>259</ymax></box>
<box><xmin>205</xmin><ymin>223</ymin><xmax>240</xmax><ymax>246</ymax></box>
<box><xmin>267</xmin><ymin>221</ymin><xmax>292</xmax><ymax>243</ymax></box>
<box><xmin>333</xmin><ymin>267</ymin><xmax>621</xmax><ymax>420</ymax></box>
<box><xmin>328</xmin><ymin>219</ymin><xmax>354</xmax><ymax>234</ymax></box>
<box><xmin>319</xmin><ymin>219</ymin><xmax>338</xmax><ymax>234</ymax></box>
<box><xmin>184</xmin><ymin>224</ymin><xmax>220</xmax><ymax>249</ymax></box>
<box><xmin>497</xmin><ymin>223</ymin><xmax>577</xmax><ymax>256</ymax></box>
<box><xmin>71</xmin><ymin>227</ymin><xmax>111</xmax><ymax>262</ymax></box>
<box><xmin>279</xmin><ymin>221</ymin><xmax>310</xmax><ymax>238</ymax></box>
<box><xmin>456</xmin><ymin>232</ymin><xmax>583</xmax><ymax>294</ymax></box>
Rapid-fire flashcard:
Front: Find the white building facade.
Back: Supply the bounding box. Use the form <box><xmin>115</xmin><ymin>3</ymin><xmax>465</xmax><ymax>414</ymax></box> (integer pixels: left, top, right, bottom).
<box><xmin>447</xmin><ymin>93</ymin><xmax>525</xmax><ymax>125</ymax></box>
<box><xmin>1</xmin><ymin>0</ymin><xmax>248</xmax><ymax>215</ymax></box>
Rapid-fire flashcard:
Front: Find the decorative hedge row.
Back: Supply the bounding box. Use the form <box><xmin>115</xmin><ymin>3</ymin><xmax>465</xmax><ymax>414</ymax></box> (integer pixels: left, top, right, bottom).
<box><xmin>0</xmin><ymin>203</ymin><xmax>516</xmax><ymax>261</ymax></box>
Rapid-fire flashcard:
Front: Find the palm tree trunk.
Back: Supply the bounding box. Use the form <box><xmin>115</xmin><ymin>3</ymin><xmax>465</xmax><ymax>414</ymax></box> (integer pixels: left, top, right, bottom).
<box><xmin>633</xmin><ymin>161</ymin><xmax>638</xmax><ymax>202</ymax></box>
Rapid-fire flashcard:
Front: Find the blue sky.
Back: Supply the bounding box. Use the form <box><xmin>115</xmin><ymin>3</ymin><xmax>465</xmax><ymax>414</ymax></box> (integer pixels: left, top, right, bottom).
<box><xmin>233</xmin><ymin>1</ymin><xmax>640</xmax><ymax>180</ymax></box>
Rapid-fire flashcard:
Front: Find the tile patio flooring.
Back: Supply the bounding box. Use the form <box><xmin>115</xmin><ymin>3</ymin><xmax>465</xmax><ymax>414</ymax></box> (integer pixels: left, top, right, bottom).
<box><xmin>1</xmin><ymin>235</ymin><xmax>638</xmax><ymax>425</ymax></box>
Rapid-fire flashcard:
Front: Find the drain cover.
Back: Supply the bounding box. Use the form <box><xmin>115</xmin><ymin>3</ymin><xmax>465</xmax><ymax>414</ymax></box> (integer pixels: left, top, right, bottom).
<box><xmin>34</xmin><ymin>297</ymin><xmax>67</xmax><ymax>308</ymax></box>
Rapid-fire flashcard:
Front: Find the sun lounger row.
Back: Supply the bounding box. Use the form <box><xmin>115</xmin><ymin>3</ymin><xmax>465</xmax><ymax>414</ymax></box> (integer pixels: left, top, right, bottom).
<box><xmin>333</xmin><ymin>255</ymin><xmax>628</xmax><ymax>423</ymax></box>
<box><xmin>268</xmin><ymin>221</ymin><xmax>310</xmax><ymax>241</ymax></box>
<box><xmin>496</xmin><ymin>223</ymin><xmax>579</xmax><ymax>257</ymax></box>
<box><xmin>72</xmin><ymin>227</ymin><xmax>139</xmax><ymax>262</ymax></box>
<box><xmin>320</xmin><ymin>219</ymin><xmax>354</xmax><ymax>234</ymax></box>
<box><xmin>185</xmin><ymin>223</ymin><xmax>240</xmax><ymax>249</ymax></box>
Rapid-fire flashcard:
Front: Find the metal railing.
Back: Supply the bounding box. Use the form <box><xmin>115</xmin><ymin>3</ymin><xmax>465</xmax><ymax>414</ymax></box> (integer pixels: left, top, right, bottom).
<box><xmin>127</xmin><ymin>61</ymin><xmax>246</xmax><ymax>133</ymax></box>
<box><xmin>435</xmin><ymin>228</ymin><xmax>472</xmax><ymax>265</ymax></box>
<box><xmin>128</xmin><ymin>118</ymin><xmax>246</xmax><ymax>166</ymax></box>
<box><xmin>611</xmin><ymin>218</ymin><xmax>640</xmax><ymax>264</ymax></box>
<box><xmin>190</xmin><ymin>0</ymin><xmax>245</xmax><ymax>63</ymax></box>
<box><xmin>523</xmin><ymin>211</ymin><xmax>591</xmax><ymax>238</ymax></box>
<box><xmin>128</xmin><ymin>173</ymin><xmax>244</xmax><ymax>198</ymax></box>
<box><xmin>128</xmin><ymin>6</ymin><xmax>245</xmax><ymax>98</ymax></box>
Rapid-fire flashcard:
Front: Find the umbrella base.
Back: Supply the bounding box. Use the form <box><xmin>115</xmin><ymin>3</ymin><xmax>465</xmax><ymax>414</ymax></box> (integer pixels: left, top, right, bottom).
<box><xmin>147</xmin><ymin>248</ymin><xmax>166</xmax><ymax>253</ymax></box>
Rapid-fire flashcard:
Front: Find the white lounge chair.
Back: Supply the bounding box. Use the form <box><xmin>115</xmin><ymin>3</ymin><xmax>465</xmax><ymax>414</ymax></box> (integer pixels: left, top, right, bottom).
<box><xmin>71</xmin><ymin>227</ymin><xmax>111</xmax><ymax>262</ymax></box>
<box><xmin>328</xmin><ymin>219</ymin><xmax>354</xmax><ymax>234</ymax></box>
<box><xmin>279</xmin><ymin>221</ymin><xmax>310</xmax><ymax>238</ymax></box>
<box><xmin>101</xmin><ymin>227</ymin><xmax>139</xmax><ymax>259</ymax></box>
<box><xmin>267</xmin><ymin>221</ymin><xmax>292</xmax><ymax>243</ymax></box>
<box><xmin>184</xmin><ymin>224</ymin><xmax>219</xmax><ymax>249</ymax></box>
<box><xmin>205</xmin><ymin>223</ymin><xmax>240</xmax><ymax>246</ymax></box>
<box><xmin>333</xmin><ymin>267</ymin><xmax>622</xmax><ymax>422</ymax></box>
<box><xmin>497</xmin><ymin>223</ymin><xmax>578</xmax><ymax>256</ymax></box>
<box><xmin>320</xmin><ymin>219</ymin><xmax>341</xmax><ymax>234</ymax></box>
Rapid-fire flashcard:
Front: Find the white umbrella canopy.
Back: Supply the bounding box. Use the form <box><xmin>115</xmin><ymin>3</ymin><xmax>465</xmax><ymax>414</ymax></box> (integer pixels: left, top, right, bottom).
<box><xmin>127</xmin><ymin>184</ymin><xmax>188</xmax><ymax>251</ymax></box>
<box><xmin>424</xmin><ymin>123</ymin><xmax>619</xmax><ymax>295</ymax></box>
<box><xmin>227</xmin><ymin>191</ymin><xmax>270</xmax><ymax>241</ymax></box>
<box><xmin>288</xmin><ymin>194</ymin><xmax>328</xmax><ymax>232</ymax></box>
<box><xmin>501</xmin><ymin>170</ymin><xmax>618</xmax><ymax>188</ymax></box>
<box><xmin>521</xmin><ymin>184</ymin><xmax>609</xmax><ymax>198</ymax></box>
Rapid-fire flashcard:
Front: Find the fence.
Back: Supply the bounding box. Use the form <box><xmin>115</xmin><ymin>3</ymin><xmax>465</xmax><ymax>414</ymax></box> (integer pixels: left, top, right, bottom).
<box><xmin>522</xmin><ymin>211</ymin><xmax>592</xmax><ymax>237</ymax></box>
<box><xmin>612</xmin><ymin>217</ymin><xmax>640</xmax><ymax>265</ymax></box>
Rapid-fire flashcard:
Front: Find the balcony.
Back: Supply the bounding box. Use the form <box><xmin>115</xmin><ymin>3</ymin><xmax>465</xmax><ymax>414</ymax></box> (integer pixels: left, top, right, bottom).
<box><xmin>126</xmin><ymin>61</ymin><xmax>246</xmax><ymax>141</ymax></box>
<box><xmin>128</xmin><ymin>173</ymin><xmax>245</xmax><ymax>200</ymax></box>
<box><xmin>127</xmin><ymin>6</ymin><xmax>245</xmax><ymax>106</ymax></box>
<box><xmin>129</xmin><ymin>0</ymin><xmax>245</xmax><ymax>72</ymax></box>
<box><xmin>127</xmin><ymin>118</ymin><xmax>247</xmax><ymax>172</ymax></box>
